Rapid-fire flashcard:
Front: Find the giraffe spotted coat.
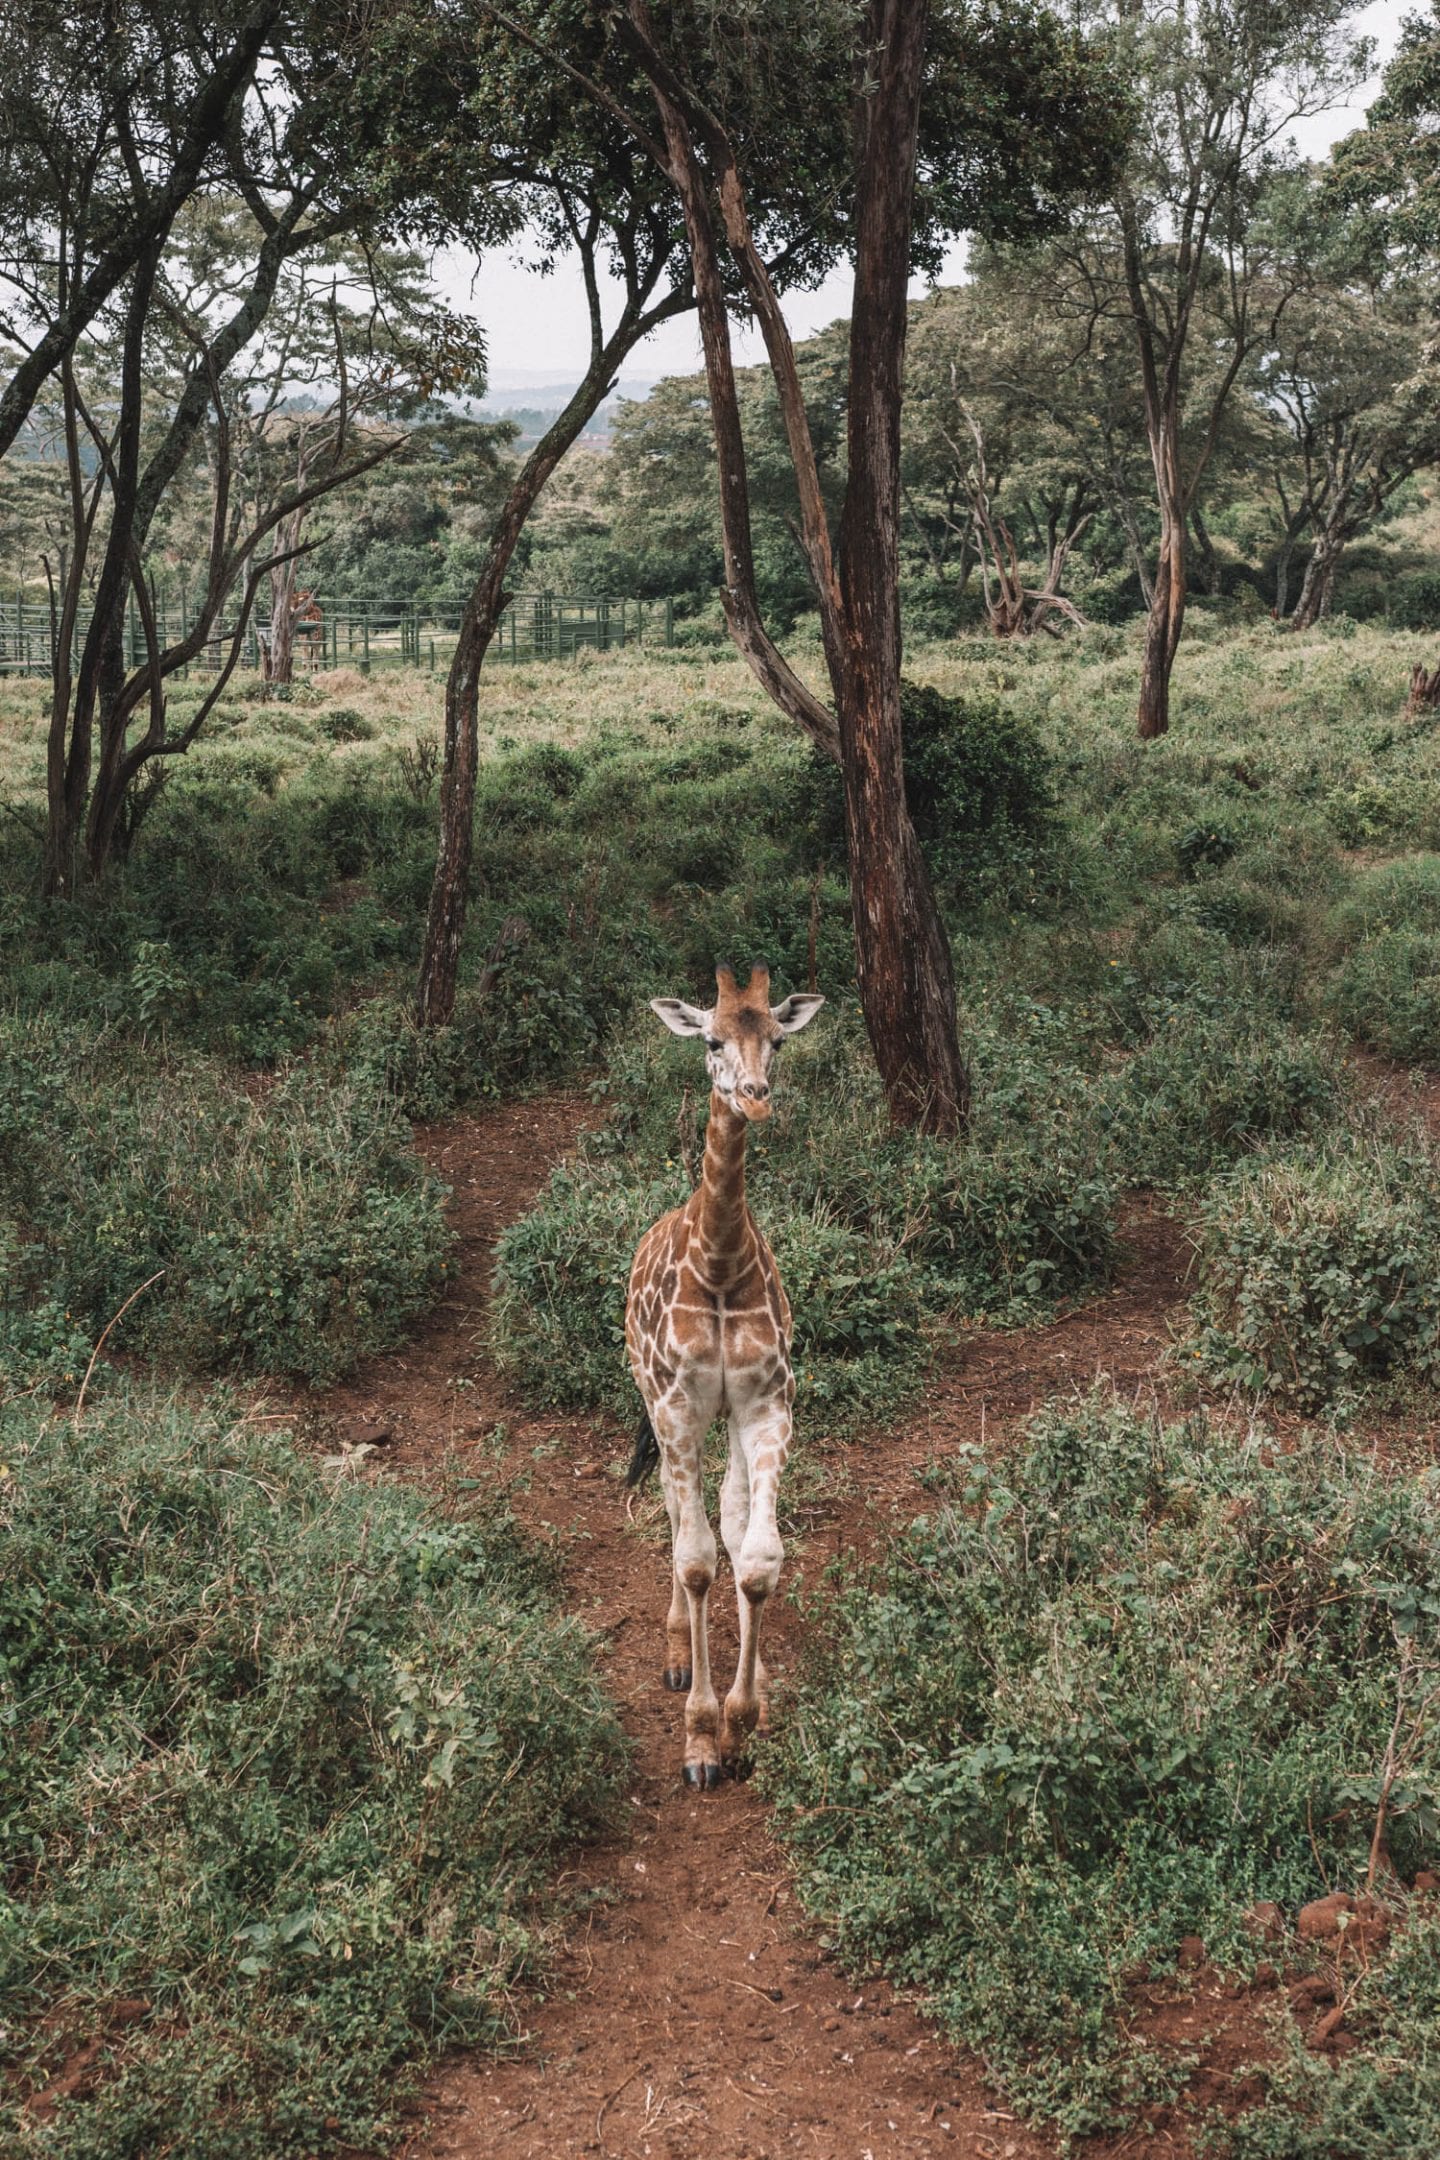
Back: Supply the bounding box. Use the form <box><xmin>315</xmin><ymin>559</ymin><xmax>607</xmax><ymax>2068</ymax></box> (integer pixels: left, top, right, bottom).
<box><xmin>626</xmin><ymin>962</ymin><xmax>824</xmax><ymax>1789</ymax></box>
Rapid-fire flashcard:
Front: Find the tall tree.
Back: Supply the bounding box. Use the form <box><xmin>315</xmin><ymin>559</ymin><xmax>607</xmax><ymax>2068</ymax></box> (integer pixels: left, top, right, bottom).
<box><xmin>1249</xmin><ymin>172</ymin><xmax>1440</xmax><ymax>627</ymax></box>
<box><xmin>577</xmin><ymin>0</ymin><xmax>1127</xmax><ymax>1130</ymax></box>
<box><xmin>1059</xmin><ymin>0</ymin><xmax>1370</xmax><ymax>735</ymax></box>
<box><xmin>33</xmin><ymin>215</ymin><xmax>476</xmax><ymax>891</ymax></box>
<box><xmin>1328</xmin><ymin>0</ymin><xmax>1440</xmax><ymax>253</ymax></box>
<box><xmin>0</xmin><ymin>1</ymin><xmax>284</xmax><ymax>460</ymax></box>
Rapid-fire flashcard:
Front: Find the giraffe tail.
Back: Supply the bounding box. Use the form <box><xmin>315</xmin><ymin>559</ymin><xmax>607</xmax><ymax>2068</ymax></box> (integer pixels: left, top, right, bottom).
<box><xmin>624</xmin><ymin>1408</ymin><xmax>660</xmax><ymax>1488</ymax></box>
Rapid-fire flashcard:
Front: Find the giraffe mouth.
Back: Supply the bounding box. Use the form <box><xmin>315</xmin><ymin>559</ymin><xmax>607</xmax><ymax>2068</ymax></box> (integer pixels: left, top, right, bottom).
<box><xmin>735</xmin><ymin>1094</ymin><xmax>772</xmax><ymax>1122</ymax></box>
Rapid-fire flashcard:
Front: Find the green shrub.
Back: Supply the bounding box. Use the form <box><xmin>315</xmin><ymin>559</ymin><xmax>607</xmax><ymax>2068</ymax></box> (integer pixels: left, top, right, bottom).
<box><xmin>0</xmin><ymin>1017</ymin><xmax>453</xmax><ymax>1388</ymax></box>
<box><xmin>1216</xmin><ymin>1908</ymin><xmax>1440</xmax><ymax>2159</ymax></box>
<box><xmin>1191</xmin><ymin>1138</ymin><xmax>1440</xmax><ymax>1413</ymax></box>
<box><xmin>765</xmin><ymin>1397</ymin><xmax>1440</xmax><ymax>2140</ymax></box>
<box><xmin>316</xmin><ymin>706</ymin><xmax>377</xmax><ymax>742</ymax></box>
<box><xmin>1327</xmin><ymin>773</ymin><xmax>1440</xmax><ymax>850</ymax></box>
<box><xmin>0</xmin><ymin>1391</ymin><xmax>625</xmax><ymax>2159</ymax></box>
<box><xmin>805</xmin><ymin>680</ymin><xmax>1057</xmax><ymax>903</ymax></box>
<box><xmin>1328</xmin><ymin>931</ymin><xmax>1440</xmax><ymax>1063</ymax></box>
<box><xmin>1108</xmin><ymin>1007</ymin><xmax>1343</xmax><ymax>1186</ymax></box>
<box><xmin>1328</xmin><ymin>853</ymin><xmax>1440</xmax><ymax>942</ymax></box>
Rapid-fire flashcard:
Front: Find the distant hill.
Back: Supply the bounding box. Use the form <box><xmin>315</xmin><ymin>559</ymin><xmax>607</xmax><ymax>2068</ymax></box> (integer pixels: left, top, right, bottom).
<box><xmin>472</xmin><ymin>375</ymin><xmax>659</xmax><ymax>449</ymax></box>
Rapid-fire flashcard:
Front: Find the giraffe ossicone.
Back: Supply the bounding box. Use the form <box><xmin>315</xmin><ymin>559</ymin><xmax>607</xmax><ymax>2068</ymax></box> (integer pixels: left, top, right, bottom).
<box><xmin>625</xmin><ymin>960</ymin><xmax>824</xmax><ymax>1790</ymax></box>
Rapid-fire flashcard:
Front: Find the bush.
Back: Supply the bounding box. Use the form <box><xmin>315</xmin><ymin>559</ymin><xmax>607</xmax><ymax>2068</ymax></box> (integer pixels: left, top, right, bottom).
<box><xmin>765</xmin><ymin>1397</ymin><xmax>1440</xmax><ymax>2140</ymax></box>
<box><xmin>1328</xmin><ymin>854</ymin><xmax>1440</xmax><ymax>942</ymax></box>
<box><xmin>1191</xmin><ymin>1137</ymin><xmax>1440</xmax><ymax>1413</ymax></box>
<box><xmin>316</xmin><ymin>706</ymin><xmax>377</xmax><ymax>742</ymax></box>
<box><xmin>1328</xmin><ymin>931</ymin><xmax>1440</xmax><ymax>1063</ymax></box>
<box><xmin>1107</xmin><ymin>1007</ymin><xmax>1343</xmax><ymax>1186</ymax></box>
<box><xmin>0</xmin><ymin>1392</ymin><xmax>625</xmax><ymax>2158</ymax></box>
<box><xmin>0</xmin><ymin>1017</ymin><xmax>453</xmax><ymax>1388</ymax></box>
<box><xmin>806</xmin><ymin>680</ymin><xmax>1057</xmax><ymax>904</ymax></box>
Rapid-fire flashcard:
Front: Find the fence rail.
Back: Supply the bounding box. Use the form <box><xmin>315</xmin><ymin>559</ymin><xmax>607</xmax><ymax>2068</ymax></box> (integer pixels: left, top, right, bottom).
<box><xmin>0</xmin><ymin>589</ymin><xmax>676</xmax><ymax>679</ymax></box>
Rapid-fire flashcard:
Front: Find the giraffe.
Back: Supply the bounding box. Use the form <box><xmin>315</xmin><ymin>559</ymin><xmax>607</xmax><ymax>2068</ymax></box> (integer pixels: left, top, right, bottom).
<box><xmin>625</xmin><ymin>961</ymin><xmax>824</xmax><ymax>1789</ymax></box>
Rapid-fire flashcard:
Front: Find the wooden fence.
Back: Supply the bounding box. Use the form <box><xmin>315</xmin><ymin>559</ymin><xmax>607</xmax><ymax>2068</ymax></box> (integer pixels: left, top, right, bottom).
<box><xmin>0</xmin><ymin>590</ymin><xmax>676</xmax><ymax>679</ymax></box>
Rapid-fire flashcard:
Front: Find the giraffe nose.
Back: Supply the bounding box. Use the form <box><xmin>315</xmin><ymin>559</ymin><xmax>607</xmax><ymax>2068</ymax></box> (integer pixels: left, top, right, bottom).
<box><xmin>742</xmin><ymin>1080</ymin><xmax>769</xmax><ymax>1100</ymax></box>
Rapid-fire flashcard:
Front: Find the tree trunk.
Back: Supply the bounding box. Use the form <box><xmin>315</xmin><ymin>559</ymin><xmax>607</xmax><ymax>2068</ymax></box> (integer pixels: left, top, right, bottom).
<box><xmin>416</xmin><ymin>301</ymin><xmax>687</xmax><ymax>1026</ymax></box>
<box><xmin>629</xmin><ymin>0</ymin><xmax>964</xmax><ymax>1130</ymax></box>
<box><xmin>266</xmin><ymin>551</ymin><xmax>299</xmax><ymax>687</ymax></box>
<box><xmin>1290</xmin><ymin>524</ymin><xmax>1345</xmax><ymax>630</ymax></box>
<box><xmin>835</xmin><ymin>0</ymin><xmax>967</xmax><ymax>1131</ymax></box>
<box><xmin>1189</xmin><ymin>499</ymin><xmax>1218</xmax><ymax>595</ymax></box>
<box><xmin>1138</xmin><ymin>479</ymin><xmax>1185</xmax><ymax>740</ymax></box>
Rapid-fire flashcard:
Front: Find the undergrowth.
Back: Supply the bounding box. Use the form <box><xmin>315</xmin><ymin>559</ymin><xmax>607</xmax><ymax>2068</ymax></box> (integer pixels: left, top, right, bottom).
<box><xmin>0</xmin><ymin>1016</ymin><xmax>452</xmax><ymax>1389</ymax></box>
<box><xmin>764</xmin><ymin>1395</ymin><xmax>1440</xmax><ymax>2146</ymax></box>
<box><xmin>0</xmin><ymin>1390</ymin><xmax>626</xmax><ymax>2159</ymax></box>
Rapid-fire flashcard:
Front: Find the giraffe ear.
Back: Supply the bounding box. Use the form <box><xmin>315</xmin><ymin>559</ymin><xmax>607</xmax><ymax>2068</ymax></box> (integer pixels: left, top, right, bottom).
<box><xmin>771</xmin><ymin>993</ymin><xmax>825</xmax><ymax>1035</ymax></box>
<box><xmin>650</xmin><ymin>998</ymin><xmax>711</xmax><ymax>1038</ymax></box>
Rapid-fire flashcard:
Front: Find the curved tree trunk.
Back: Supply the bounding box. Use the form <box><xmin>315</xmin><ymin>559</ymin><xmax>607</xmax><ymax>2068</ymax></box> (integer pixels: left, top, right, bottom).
<box><xmin>834</xmin><ymin>0</ymin><xmax>967</xmax><ymax>1130</ymax></box>
<box><xmin>416</xmin><ymin>294</ymin><xmax>689</xmax><ymax>1027</ymax></box>
<box><xmin>1289</xmin><ymin>524</ymin><xmax>1345</xmax><ymax>630</ymax></box>
<box><xmin>628</xmin><ymin>0</ymin><xmax>964</xmax><ymax>1130</ymax></box>
<box><xmin>1138</xmin><ymin>487</ymin><xmax>1185</xmax><ymax>740</ymax></box>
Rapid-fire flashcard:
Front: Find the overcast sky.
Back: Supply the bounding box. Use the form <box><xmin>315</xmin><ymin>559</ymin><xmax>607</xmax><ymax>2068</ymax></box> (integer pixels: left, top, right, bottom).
<box><xmin>437</xmin><ymin>0</ymin><xmax>1408</xmax><ymax>393</ymax></box>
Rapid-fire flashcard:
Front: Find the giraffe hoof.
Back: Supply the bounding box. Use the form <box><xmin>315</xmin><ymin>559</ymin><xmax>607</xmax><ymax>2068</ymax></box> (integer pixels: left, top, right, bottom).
<box><xmin>663</xmin><ymin>1665</ymin><xmax>692</xmax><ymax>1692</ymax></box>
<box><xmin>682</xmin><ymin>1761</ymin><xmax>724</xmax><ymax>1791</ymax></box>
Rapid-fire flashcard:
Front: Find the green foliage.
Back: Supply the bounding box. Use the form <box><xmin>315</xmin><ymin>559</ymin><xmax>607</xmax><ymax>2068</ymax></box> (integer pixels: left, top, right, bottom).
<box><xmin>765</xmin><ymin>1397</ymin><xmax>1440</xmax><ymax>2140</ymax></box>
<box><xmin>1216</xmin><ymin>1907</ymin><xmax>1440</xmax><ymax>2158</ymax></box>
<box><xmin>0</xmin><ymin>1017</ymin><xmax>452</xmax><ymax>1388</ymax></box>
<box><xmin>316</xmin><ymin>705</ymin><xmax>378</xmax><ymax>742</ymax></box>
<box><xmin>806</xmin><ymin>680</ymin><xmax>1058</xmax><ymax>906</ymax></box>
<box><xmin>1191</xmin><ymin>1135</ymin><xmax>1440</xmax><ymax>1414</ymax></box>
<box><xmin>1329</xmin><ymin>931</ymin><xmax>1440</xmax><ymax>1062</ymax></box>
<box><xmin>0</xmin><ymin>1392</ymin><xmax>625</xmax><ymax>2158</ymax></box>
<box><xmin>1106</xmin><ymin>1003</ymin><xmax>1343</xmax><ymax>1186</ymax></box>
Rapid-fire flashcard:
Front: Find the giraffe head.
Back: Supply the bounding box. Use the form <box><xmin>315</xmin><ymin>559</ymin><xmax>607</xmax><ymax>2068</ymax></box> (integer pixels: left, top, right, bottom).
<box><xmin>650</xmin><ymin>962</ymin><xmax>824</xmax><ymax>1122</ymax></box>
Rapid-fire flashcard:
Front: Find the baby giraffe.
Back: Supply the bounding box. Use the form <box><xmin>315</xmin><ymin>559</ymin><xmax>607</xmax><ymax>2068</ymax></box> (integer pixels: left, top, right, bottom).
<box><xmin>625</xmin><ymin>962</ymin><xmax>824</xmax><ymax>1789</ymax></box>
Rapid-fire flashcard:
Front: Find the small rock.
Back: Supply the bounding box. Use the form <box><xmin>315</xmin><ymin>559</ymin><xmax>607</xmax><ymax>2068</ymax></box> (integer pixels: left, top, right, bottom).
<box><xmin>1312</xmin><ymin>2004</ymin><xmax>1347</xmax><ymax>2047</ymax></box>
<box><xmin>821</xmin><ymin>2017</ymin><xmax>840</xmax><ymax>2032</ymax></box>
<box><xmin>1245</xmin><ymin>1901</ymin><xmax>1287</xmax><ymax>1944</ymax></box>
<box><xmin>1289</xmin><ymin>1973</ymin><xmax>1335</xmax><ymax>2010</ymax></box>
<box><xmin>1177</xmin><ymin>1935</ymin><xmax>1206</xmax><ymax>1969</ymax></box>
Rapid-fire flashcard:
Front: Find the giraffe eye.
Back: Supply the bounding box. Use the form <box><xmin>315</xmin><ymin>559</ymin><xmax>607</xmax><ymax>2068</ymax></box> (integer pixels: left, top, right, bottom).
<box><xmin>704</xmin><ymin>1036</ymin><xmax>722</xmax><ymax>1052</ymax></box>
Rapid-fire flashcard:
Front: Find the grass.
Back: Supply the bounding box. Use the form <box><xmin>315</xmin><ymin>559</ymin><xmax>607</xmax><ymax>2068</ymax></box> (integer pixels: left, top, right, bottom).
<box><xmin>0</xmin><ymin>1388</ymin><xmax>627</xmax><ymax>2158</ymax></box>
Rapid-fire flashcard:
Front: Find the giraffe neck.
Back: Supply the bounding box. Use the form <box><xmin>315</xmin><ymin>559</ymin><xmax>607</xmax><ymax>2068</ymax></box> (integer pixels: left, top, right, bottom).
<box><xmin>694</xmin><ymin>1090</ymin><xmax>753</xmax><ymax>1277</ymax></box>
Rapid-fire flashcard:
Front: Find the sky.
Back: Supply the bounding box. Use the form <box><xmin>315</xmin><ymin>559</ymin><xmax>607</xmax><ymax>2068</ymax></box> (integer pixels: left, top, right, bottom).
<box><xmin>437</xmin><ymin>0</ymin><xmax>1409</xmax><ymax>394</ymax></box>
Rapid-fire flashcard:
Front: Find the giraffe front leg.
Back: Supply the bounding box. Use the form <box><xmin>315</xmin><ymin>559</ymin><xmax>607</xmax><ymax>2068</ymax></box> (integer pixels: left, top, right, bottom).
<box><xmin>656</xmin><ymin>1470</ymin><xmax>691</xmax><ymax>1690</ymax></box>
<box><xmin>675</xmin><ymin>1498</ymin><xmax>721</xmax><ymax>1790</ymax></box>
<box><xmin>654</xmin><ymin>1394</ymin><xmax>723</xmax><ymax>1790</ymax></box>
<box><xmin>721</xmin><ymin>1408</ymin><xmax>788</xmax><ymax>1765</ymax></box>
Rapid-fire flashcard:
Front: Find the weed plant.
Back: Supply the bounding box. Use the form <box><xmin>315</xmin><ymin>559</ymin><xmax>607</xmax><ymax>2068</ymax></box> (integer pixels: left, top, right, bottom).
<box><xmin>1191</xmin><ymin>1125</ymin><xmax>1440</xmax><ymax>1415</ymax></box>
<box><xmin>764</xmin><ymin>1395</ymin><xmax>1440</xmax><ymax>2144</ymax></box>
<box><xmin>0</xmin><ymin>1015</ymin><xmax>452</xmax><ymax>1388</ymax></box>
<box><xmin>0</xmin><ymin>1390</ymin><xmax>626</xmax><ymax>2158</ymax></box>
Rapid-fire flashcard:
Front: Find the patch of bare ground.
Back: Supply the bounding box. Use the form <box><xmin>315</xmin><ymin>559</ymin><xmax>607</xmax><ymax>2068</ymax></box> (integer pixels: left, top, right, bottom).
<box><xmin>286</xmin><ymin>1097</ymin><xmax>1330</xmax><ymax>2160</ymax></box>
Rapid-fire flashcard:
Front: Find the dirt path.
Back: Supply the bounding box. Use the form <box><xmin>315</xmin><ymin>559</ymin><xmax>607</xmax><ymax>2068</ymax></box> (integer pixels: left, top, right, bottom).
<box><xmin>309</xmin><ymin>1096</ymin><xmax>1264</xmax><ymax>2160</ymax></box>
